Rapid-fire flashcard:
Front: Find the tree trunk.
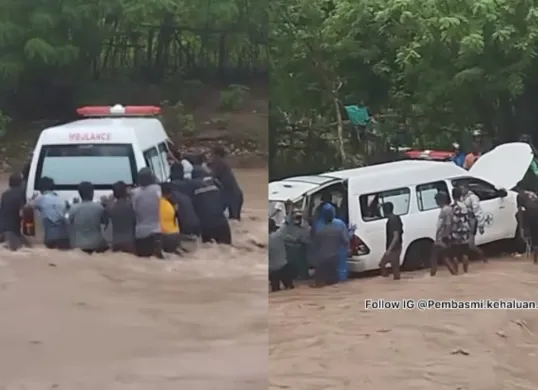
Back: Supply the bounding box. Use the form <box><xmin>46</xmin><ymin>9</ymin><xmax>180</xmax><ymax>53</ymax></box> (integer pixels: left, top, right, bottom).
<box><xmin>334</xmin><ymin>98</ymin><xmax>346</xmax><ymax>164</ymax></box>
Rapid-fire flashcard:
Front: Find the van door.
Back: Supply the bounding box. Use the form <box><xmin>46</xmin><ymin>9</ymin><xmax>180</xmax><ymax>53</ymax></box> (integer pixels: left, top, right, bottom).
<box><xmin>302</xmin><ymin>180</ymin><xmax>348</xmax><ymax>223</ymax></box>
<box><xmin>469</xmin><ymin>142</ymin><xmax>533</xmax><ymax>190</ymax></box>
<box><xmin>158</xmin><ymin>142</ymin><xmax>171</xmax><ymax>179</ymax></box>
<box><xmin>348</xmin><ymin>176</ymin><xmax>413</xmax><ymax>270</ymax></box>
<box><xmin>143</xmin><ymin>146</ymin><xmax>167</xmax><ymax>182</ymax></box>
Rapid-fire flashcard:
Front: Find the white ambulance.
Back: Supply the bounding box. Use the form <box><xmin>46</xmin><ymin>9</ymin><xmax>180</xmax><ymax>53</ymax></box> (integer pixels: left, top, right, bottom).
<box><xmin>25</xmin><ymin>105</ymin><xmax>174</xmax><ymax>202</ymax></box>
<box><xmin>269</xmin><ymin>142</ymin><xmax>534</xmax><ymax>273</ymax></box>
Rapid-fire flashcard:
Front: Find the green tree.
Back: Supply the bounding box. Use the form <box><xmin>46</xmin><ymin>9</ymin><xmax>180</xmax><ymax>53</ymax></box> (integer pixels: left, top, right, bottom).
<box><xmin>0</xmin><ymin>0</ymin><xmax>267</xmax><ymax>118</ymax></box>
<box><xmin>270</xmin><ymin>0</ymin><xmax>538</xmax><ymax>179</ymax></box>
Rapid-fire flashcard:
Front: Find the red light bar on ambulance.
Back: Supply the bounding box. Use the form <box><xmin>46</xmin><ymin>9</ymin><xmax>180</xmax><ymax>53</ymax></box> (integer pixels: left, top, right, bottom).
<box><xmin>76</xmin><ymin>104</ymin><xmax>161</xmax><ymax>117</ymax></box>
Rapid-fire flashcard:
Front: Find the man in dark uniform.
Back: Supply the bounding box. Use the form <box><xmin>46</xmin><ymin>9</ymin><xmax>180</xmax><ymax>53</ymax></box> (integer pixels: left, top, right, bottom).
<box><xmin>516</xmin><ymin>187</ymin><xmax>538</xmax><ymax>263</ymax></box>
<box><xmin>209</xmin><ymin>146</ymin><xmax>244</xmax><ymax>221</ymax></box>
<box><xmin>191</xmin><ymin>168</ymin><xmax>231</xmax><ymax>244</ymax></box>
<box><xmin>0</xmin><ymin>172</ymin><xmax>31</xmax><ymax>250</ymax></box>
<box><xmin>379</xmin><ymin>202</ymin><xmax>403</xmax><ymax>280</ymax></box>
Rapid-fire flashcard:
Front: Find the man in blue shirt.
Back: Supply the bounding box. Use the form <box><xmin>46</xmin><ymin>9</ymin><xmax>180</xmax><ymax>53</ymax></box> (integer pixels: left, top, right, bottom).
<box><xmin>313</xmin><ymin>203</ymin><xmax>350</xmax><ymax>282</ymax></box>
<box><xmin>451</xmin><ymin>142</ymin><xmax>466</xmax><ymax>168</ymax></box>
<box><xmin>312</xmin><ymin>204</ymin><xmax>349</xmax><ymax>287</ymax></box>
<box><xmin>31</xmin><ymin>177</ymin><xmax>70</xmax><ymax>249</ymax></box>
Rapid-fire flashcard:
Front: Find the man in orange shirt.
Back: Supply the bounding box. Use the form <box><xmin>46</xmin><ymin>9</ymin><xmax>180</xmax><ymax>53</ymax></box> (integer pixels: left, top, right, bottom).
<box><xmin>464</xmin><ymin>129</ymin><xmax>484</xmax><ymax>170</ymax></box>
<box><xmin>464</xmin><ymin>147</ymin><xmax>480</xmax><ymax>170</ymax></box>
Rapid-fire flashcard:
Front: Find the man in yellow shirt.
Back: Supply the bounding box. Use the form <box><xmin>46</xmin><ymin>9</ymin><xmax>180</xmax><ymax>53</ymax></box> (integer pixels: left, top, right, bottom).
<box><xmin>160</xmin><ymin>183</ymin><xmax>181</xmax><ymax>254</ymax></box>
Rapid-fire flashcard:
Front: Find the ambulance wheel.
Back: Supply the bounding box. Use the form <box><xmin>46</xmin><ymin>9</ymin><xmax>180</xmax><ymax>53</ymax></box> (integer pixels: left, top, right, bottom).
<box><xmin>403</xmin><ymin>239</ymin><xmax>433</xmax><ymax>271</ymax></box>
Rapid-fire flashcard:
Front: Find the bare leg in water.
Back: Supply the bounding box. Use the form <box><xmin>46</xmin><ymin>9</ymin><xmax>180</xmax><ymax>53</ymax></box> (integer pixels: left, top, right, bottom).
<box><xmin>469</xmin><ymin>233</ymin><xmax>487</xmax><ymax>262</ymax></box>
<box><xmin>430</xmin><ymin>245</ymin><xmax>457</xmax><ymax>276</ymax></box>
<box><xmin>452</xmin><ymin>244</ymin><xmax>470</xmax><ymax>274</ymax></box>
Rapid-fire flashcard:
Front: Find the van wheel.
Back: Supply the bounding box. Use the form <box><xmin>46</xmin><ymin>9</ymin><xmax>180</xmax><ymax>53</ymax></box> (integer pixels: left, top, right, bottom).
<box><xmin>403</xmin><ymin>239</ymin><xmax>433</xmax><ymax>271</ymax></box>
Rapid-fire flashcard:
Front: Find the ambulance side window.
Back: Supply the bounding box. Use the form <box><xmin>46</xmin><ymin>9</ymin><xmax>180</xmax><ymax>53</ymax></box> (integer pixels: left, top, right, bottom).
<box><xmin>307</xmin><ymin>182</ymin><xmax>346</xmax><ymax>221</ymax></box>
<box><xmin>158</xmin><ymin>142</ymin><xmax>170</xmax><ymax>179</ymax></box>
<box><xmin>451</xmin><ymin>177</ymin><xmax>498</xmax><ymax>201</ymax></box>
<box><xmin>144</xmin><ymin>146</ymin><xmax>166</xmax><ymax>183</ymax></box>
<box><xmin>359</xmin><ymin>187</ymin><xmax>411</xmax><ymax>221</ymax></box>
<box><xmin>416</xmin><ymin>181</ymin><xmax>450</xmax><ymax>211</ymax></box>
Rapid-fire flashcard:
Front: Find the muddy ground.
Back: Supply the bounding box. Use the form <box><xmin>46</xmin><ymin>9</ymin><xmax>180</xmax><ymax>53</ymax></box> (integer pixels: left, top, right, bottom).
<box><xmin>269</xmin><ymin>258</ymin><xmax>538</xmax><ymax>390</ymax></box>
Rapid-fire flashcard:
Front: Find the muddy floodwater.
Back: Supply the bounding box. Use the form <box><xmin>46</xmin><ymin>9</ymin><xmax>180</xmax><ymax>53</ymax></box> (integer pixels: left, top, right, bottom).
<box><xmin>270</xmin><ymin>259</ymin><xmax>538</xmax><ymax>390</ymax></box>
<box><xmin>0</xmin><ymin>169</ymin><xmax>268</xmax><ymax>390</ymax></box>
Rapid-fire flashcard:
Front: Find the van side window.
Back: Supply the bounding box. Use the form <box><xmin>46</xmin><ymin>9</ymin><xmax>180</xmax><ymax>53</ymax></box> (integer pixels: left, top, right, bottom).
<box><xmin>451</xmin><ymin>178</ymin><xmax>498</xmax><ymax>201</ymax></box>
<box><xmin>416</xmin><ymin>181</ymin><xmax>450</xmax><ymax>211</ymax></box>
<box><xmin>359</xmin><ymin>187</ymin><xmax>411</xmax><ymax>221</ymax></box>
<box><xmin>158</xmin><ymin>142</ymin><xmax>170</xmax><ymax>179</ymax></box>
<box><xmin>143</xmin><ymin>147</ymin><xmax>166</xmax><ymax>183</ymax></box>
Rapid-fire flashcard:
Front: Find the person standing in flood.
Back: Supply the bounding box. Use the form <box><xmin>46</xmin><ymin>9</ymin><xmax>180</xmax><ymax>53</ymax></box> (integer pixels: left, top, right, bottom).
<box><xmin>281</xmin><ymin>209</ymin><xmax>310</xmax><ymax>280</ymax></box>
<box><xmin>450</xmin><ymin>187</ymin><xmax>471</xmax><ymax>274</ymax></box>
<box><xmin>0</xmin><ymin>172</ymin><xmax>32</xmax><ymax>251</ymax></box>
<box><xmin>68</xmin><ymin>181</ymin><xmax>108</xmax><ymax>254</ymax></box>
<box><xmin>30</xmin><ymin>176</ymin><xmax>70</xmax><ymax>250</ymax></box>
<box><xmin>430</xmin><ymin>191</ymin><xmax>457</xmax><ymax>276</ymax></box>
<box><xmin>209</xmin><ymin>146</ymin><xmax>244</xmax><ymax>221</ymax></box>
<box><xmin>191</xmin><ymin>168</ymin><xmax>232</xmax><ymax>244</ymax></box>
<box><xmin>131</xmin><ymin>168</ymin><xmax>164</xmax><ymax>258</ymax></box>
<box><xmin>186</xmin><ymin>153</ymin><xmax>213</xmax><ymax>181</ymax></box>
<box><xmin>105</xmin><ymin>181</ymin><xmax>136</xmax><ymax>253</ymax></box>
<box><xmin>379</xmin><ymin>202</ymin><xmax>403</xmax><ymax>280</ymax></box>
<box><xmin>461</xmin><ymin>183</ymin><xmax>487</xmax><ymax>262</ymax></box>
<box><xmin>269</xmin><ymin>218</ymin><xmax>295</xmax><ymax>292</ymax></box>
<box><xmin>312</xmin><ymin>201</ymin><xmax>349</xmax><ymax>281</ymax></box>
<box><xmin>168</xmin><ymin>149</ymin><xmax>194</xmax><ymax>180</ymax></box>
<box><xmin>160</xmin><ymin>182</ymin><xmax>182</xmax><ymax>254</ymax></box>
<box><xmin>516</xmin><ymin>186</ymin><xmax>538</xmax><ymax>263</ymax></box>
<box><xmin>312</xmin><ymin>203</ymin><xmax>349</xmax><ymax>287</ymax></box>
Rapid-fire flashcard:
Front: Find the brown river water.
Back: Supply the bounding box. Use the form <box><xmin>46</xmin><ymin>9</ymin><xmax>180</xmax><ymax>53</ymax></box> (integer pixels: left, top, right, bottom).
<box><xmin>0</xmin><ymin>169</ymin><xmax>268</xmax><ymax>389</ymax></box>
<box><xmin>269</xmin><ymin>258</ymin><xmax>538</xmax><ymax>390</ymax></box>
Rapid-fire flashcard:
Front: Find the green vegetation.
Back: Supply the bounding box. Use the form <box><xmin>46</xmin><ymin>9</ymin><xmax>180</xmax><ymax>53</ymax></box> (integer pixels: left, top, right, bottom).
<box><xmin>0</xmin><ymin>0</ymin><xmax>267</xmax><ymax>122</ymax></box>
<box><xmin>270</xmin><ymin>0</ymin><xmax>538</xmax><ymax>179</ymax></box>
<box><xmin>220</xmin><ymin>84</ymin><xmax>251</xmax><ymax>111</ymax></box>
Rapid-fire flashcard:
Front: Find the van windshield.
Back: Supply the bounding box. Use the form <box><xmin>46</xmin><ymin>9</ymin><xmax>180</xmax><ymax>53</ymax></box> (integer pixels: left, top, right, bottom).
<box><xmin>34</xmin><ymin>144</ymin><xmax>137</xmax><ymax>190</ymax></box>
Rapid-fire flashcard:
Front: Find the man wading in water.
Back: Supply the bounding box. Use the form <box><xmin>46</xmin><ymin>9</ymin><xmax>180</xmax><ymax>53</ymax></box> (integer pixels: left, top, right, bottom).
<box><xmin>379</xmin><ymin>202</ymin><xmax>403</xmax><ymax>280</ymax></box>
<box><xmin>461</xmin><ymin>183</ymin><xmax>487</xmax><ymax>262</ymax></box>
<box><xmin>516</xmin><ymin>186</ymin><xmax>538</xmax><ymax>263</ymax></box>
<box><xmin>131</xmin><ymin>168</ymin><xmax>164</xmax><ymax>258</ymax></box>
<box><xmin>430</xmin><ymin>191</ymin><xmax>457</xmax><ymax>276</ymax></box>
<box><xmin>450</xmin><ymin>187</ymin><xmax>471</xmax><ymax>274</ymax></box>
<box><xmin>312</xmin><ymin>203</ymin><xmax>349</xmax><ymax>287</ymax></box>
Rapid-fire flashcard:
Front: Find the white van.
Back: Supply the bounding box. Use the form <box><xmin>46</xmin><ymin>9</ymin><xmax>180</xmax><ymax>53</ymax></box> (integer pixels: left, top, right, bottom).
<box><xmin>269</xmin><ymin>142</ymin><xmax>534</xmax><ymax>273</ymax></box>
<box><xmin>25</xmin><ymin>105</ymin><xmax>174</xmax><ymax>202</ymax></box>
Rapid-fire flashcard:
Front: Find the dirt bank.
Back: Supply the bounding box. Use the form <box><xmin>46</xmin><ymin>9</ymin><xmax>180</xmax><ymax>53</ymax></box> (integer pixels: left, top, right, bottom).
<box><xmin>269</xmin><ymin>258</ymin><xmax>538</xmax><ymax>390</ymax></box>
<box><xmin>0</xmin><ymin>169</ymin><xmax>268</xmax><ymax>390</ymax></box>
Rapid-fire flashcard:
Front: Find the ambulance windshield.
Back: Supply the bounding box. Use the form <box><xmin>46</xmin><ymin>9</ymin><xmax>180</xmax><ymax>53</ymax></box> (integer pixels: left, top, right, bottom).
<box><xmin>34</xmin><ymin>143</ymin><xmax>137</xmax><ymax>190</ymax></box>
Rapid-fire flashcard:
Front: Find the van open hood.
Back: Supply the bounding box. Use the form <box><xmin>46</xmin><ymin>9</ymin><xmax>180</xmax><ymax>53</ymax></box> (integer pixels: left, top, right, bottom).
<box><xmin>469</xmin><ymin>142</ymin><xmax>533</xmax><ymax>190</ymax></box>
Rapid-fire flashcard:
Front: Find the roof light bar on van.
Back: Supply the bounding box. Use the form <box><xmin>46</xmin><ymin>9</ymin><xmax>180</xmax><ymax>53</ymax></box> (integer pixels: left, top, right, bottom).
<box><xmin>76</xmin><ymin>105</ymin><xmax>161</xmax><ymax>117</ymax></box>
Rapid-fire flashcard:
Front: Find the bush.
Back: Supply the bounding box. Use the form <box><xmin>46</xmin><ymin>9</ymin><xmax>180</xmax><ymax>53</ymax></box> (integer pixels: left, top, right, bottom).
<box><xmin>219</xmin><ymin>84</ymin><xmax>250</xmax><ymax>111</ymax></box>
<box><xmin>160</xmin><ymin>100</ymin><xmax>196</xmax><ymax>136</ymax></box>
<box><xmin>0</xmin><ymin>111</ymin><xmax>11</xmax><ymax>137</ymax></box>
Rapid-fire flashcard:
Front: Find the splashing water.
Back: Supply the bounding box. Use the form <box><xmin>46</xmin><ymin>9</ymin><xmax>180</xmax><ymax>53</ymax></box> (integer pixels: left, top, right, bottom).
<box><xmin>0</xmin><ymin>169</ymin><xmax>268</xmax><ymax>389</ymax></box>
